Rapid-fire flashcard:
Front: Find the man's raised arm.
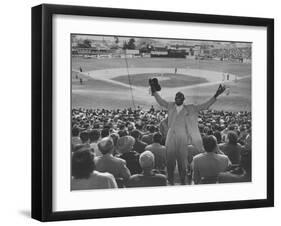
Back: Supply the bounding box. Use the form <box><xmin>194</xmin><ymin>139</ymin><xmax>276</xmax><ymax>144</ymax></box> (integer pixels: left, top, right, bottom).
<box><xmin>153</xmin><ymin>91</ymin><xmax>169</xmax><ymax>109</ymax></box>
<box><xmin>196</xmin><ymin>84</ymin><xmax>226</xmax><ymax>111</ymax></box>
<box><xmin>148</xmin><ymin>78</ymin><xmax>169</xmax><ymax>109</ymax></box>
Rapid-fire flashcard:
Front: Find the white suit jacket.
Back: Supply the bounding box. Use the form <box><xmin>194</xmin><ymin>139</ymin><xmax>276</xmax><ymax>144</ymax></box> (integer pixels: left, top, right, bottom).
<box><xmin>154</xmin><ymin>92</ymin><xmax>216</xmax><ymax>152</ymax></box>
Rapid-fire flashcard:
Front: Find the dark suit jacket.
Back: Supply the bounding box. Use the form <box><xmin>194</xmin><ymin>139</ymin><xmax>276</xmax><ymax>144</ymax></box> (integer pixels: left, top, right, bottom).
<box><xmin>134</xmin><ymin>140</ymin><xmax>148</xmax><ymax>154</ymax></box>
<box><xmin>119</xmin><ymin>151</ymin><xmax>142</xmax><ymax>175</ymax></box>
<box><xmin>141</xmin><ymin>133</ymin><xmax>154</xmax><ymax>145</ymax></box>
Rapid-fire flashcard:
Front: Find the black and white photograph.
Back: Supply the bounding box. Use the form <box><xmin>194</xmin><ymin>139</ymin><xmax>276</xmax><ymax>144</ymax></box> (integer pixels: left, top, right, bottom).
<box><xmin>71</xmin><ymin>34</ymin><xmax>252</xmax><ymax>190</ymax></box>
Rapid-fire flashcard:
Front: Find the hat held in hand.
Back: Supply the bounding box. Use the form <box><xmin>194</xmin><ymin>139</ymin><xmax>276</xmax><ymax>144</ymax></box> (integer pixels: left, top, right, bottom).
<box><xmin>149</xmin><ymin>78</ymin><xmax>161</xmax><ymax>94</ymax></box>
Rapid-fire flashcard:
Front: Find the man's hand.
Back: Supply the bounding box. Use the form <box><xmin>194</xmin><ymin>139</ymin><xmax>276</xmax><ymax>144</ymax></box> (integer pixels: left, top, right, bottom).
<box><xmin>214</xmin><ymin>84</ymin><xmax>226</xmax><ymax>98</ymax></box>
<box><xmin>149</xmin><ymin>78</ymin><xmax>161</xmax><ymax>95</ymax></box>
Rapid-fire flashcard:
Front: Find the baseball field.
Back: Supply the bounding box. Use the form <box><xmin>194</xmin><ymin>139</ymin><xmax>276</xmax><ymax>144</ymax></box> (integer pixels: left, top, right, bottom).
<box><xmin>72</xmin><ymin>57</ymin><xmax>251</xmax><ymax>111</ymax></box>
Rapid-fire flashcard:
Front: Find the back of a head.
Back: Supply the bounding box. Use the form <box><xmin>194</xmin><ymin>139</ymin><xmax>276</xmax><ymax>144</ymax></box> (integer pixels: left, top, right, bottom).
<box><xmin>72</xmin><ymin>148</ymin><xmax>95</xmax><ymax>179</ymax></box>
<box><xmin>213</xmin><ymin>130</ymin><xmax>222</xmax><ymax>144</ymax></box>
<box><xmin>98</xmin><ymin>137</ymin><xmax>114</xmax><ymax>155</ymax></box>
<box><xmin>130</xmin><ymin>129</ymin><xmax>141</xmax><ymax>140</ymax></box>
<box><xmin>80</xmin><ymin>131</ymin><xmax>89</xmax><ymax>143</ymax></box>
<box><xmin>101</xmin><ymin>128</ymin><xmax>109</xmax><ymax>138</ymax></box>
<box><xmin>72</xmin><ymin>127</ymin><xmax>80</xmax><ymax>137</ymax></box>
<box><xmin>139</xmin><ymin>151</ymin><xmax>155</xmax><ymax>169</ymax></box>
<box><xmin>118</xmin><ymin>130</ymin><xmax>128</xmax><ymax>137</ymax></box>
<box><xmin>227</xmin><ymin>131</ymin><xmax>238</xmax><ymax>145</ymax></box>
<box><xmin>153</xmin><ymin>132</ymin><xmax>162</xmax><ymax>144</ymax></box>
<box><xmin>148</xmin><ymin>125</ymin><xmax>156</xmax><ymax>133</ymax></box>
<box><xmin>203</xmin><ymin>135</ymin><xmax>218</xmax><ymax>153</ymax></box>
<box><xmin>116</xmin><ymin>136</ymin><xmax>135</xmax><ymax>154</ymax></box>
<box><xmin>89</xmin><ymin>129</ymin><xmax>100</xmax><ymax>142</ymax></box>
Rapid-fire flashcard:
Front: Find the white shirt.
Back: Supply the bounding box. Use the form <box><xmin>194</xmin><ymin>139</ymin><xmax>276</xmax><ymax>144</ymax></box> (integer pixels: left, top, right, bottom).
<box><xmin>176</xmin><ymin>105</ymin><xmax>183</xmax><ymax>113</ymax></box>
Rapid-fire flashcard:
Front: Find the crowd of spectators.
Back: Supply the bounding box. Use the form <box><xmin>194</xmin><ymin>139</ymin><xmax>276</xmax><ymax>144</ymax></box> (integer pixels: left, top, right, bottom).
<box><xmin>71</xmin><ymin>106</ymin><xmax>252</xmax><ymax>190</ymax></box>
<box><xmin>211</xmin><ymin>47</ymin><xmax>251</xmax><ymax>61</ymax></box>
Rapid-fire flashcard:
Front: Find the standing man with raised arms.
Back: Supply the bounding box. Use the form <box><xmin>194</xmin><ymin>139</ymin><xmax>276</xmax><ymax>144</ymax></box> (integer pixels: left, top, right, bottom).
<box><xmin>149</xmin><ymin>78</ymin><xmax>225</xmax><ymax>185</ymax></box>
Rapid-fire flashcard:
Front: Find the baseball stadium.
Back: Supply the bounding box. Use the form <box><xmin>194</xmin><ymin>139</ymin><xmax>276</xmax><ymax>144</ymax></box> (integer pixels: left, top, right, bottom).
<box><xmin>71</xmin><ymin>37</ymin><xmax>251</xmax><ymax>112</ymax></box>
<box><xmin>71</xmin><ymin>35</ymin><xmax>252</xmax><ymax>188</ymax></box>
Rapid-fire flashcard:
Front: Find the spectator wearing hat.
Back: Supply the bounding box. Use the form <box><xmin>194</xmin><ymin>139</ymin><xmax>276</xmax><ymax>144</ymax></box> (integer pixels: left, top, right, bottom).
<box><xmin>219</xmin><ymin>131</ymin><xmax>243</xmax><ymax>164</ymax></box>
<box><xmin>127</xmin><ymin>151</ymin><xmax>167</xmax><ymax>187</ymax></box>
<box><xmin>71</xmin><ymin>147</ymin><xmax>117</xmax><ymax>190</ymax></box>
<box><xmin>192</xmin><ymin>135</ymin><xmax>232</xmax><ymax>184</ymax></box>
<box><xmin>95</xmin><ymin>137</ymin><xmax>131</xmax><ymax>185</ymax></box>
<box><xmin>89</xmin><ymin>129</ymin><xmax>102</xmax><ymax>157</ymax></box>
<box><xmin>145</xmin><ymin>133</ymin><xmax>166</xmax><ymax>173</ymax></box>
<box><xmin>130</xmin><ymin>129</ymin><xmax>147</xmax><ymax>154</ymax></box>
<box><xmin>117</xmin><ymin>136</ymin><xmax>142</xmax><ymax>175</ymax></box>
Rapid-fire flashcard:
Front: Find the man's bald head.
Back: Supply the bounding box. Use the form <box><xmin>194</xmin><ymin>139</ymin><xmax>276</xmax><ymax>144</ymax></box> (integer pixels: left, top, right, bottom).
<box><xmin>175</xmin><ymin>92</ymin><xmax>185</xmax><ymax>106</ymax></box>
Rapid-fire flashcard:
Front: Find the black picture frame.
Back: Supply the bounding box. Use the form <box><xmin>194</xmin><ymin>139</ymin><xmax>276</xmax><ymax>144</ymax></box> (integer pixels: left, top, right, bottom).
<box><xmin>32</xmin><ymin>3</ymin><xmax>274</xmax><ymax>222</ymax></box>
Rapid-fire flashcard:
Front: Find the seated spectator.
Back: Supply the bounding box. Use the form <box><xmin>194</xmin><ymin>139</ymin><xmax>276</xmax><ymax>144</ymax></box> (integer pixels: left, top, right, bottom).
<box><xmin>95</xmin><ymin>137</ymin><xmax>131</xmax><ymax>185</ymax></box>
<box><xmin>101</xmin><ymin>128</ymin><xmax>109</xmax><ymax>138</ymax></box>
<box><xmin>213</xmin><ymin>130</ymin><xmax>222</xmax><ymax>144</ymax></box>
<box><xmin>127</xmin><ymin>122</ymin><xmax>135</xmax><ymax>134</ymax></box>
<box><xmin>74</xmin><ymin>131</ymin><xmax>91</xmax><ymax>152</ymax></box>
<box><xmin>117</xmin><ymin>136</ymin><xmax>142</xmax><ymax>175</ymax></box>
<box><xmin>141</xmin><ymin>125</ymin><xmax>156</xmax><ymax>145</ymax></box>
<box><xmin>80</xmin><ymin>131</ymin><xmax>90</xmax><ymax>144</ymax></box>
<box><xmin>71</xmin><ymin>147</ymin><xmax>117</xmax><ymax>190</ymax></box>
<box><xmin>89</xmin><ymin>129</ymin><xmax>102</xmax><ymax>157</ymax></box>
<box><xmin>219</xmin><ymin>131</ymin><xmax>242</xmax><ymax>164</ymax></box>
<box><xmin>145</xmin><ymin>133</ymin><xmax>166</xmax><ymax>173</ymax></box>
<box><xmin>72</xmin><ymin>126</ymin><xmax>81</xmax><ymax>147</ymax></box>
<box><xmin>192</xmin><ymin>135</ymin><xmax>232</xmax><ymax>184</ymax></box>
<box><xmin>218</xmin><ymin>144</ymin><xmax>252</xmax><ymax>183</ymax></box>
<box><xmin>131</xmin><ymin>129</ymin><xmax>147</xmax><ymax>154</ymax></box>
<box><xmin>72</xmin><ymin>144</ymin><xmax>89</xmax><ymax>153</ymax></box>
<box><xmin>127</xmin><ymin>151</ymin><xmax>167</xmax><ymax>187</ymax></box>
<box><xmin>118</xmin><ymin>130</ymin><xmax>128</xmax><ymax>137</ymax></box>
